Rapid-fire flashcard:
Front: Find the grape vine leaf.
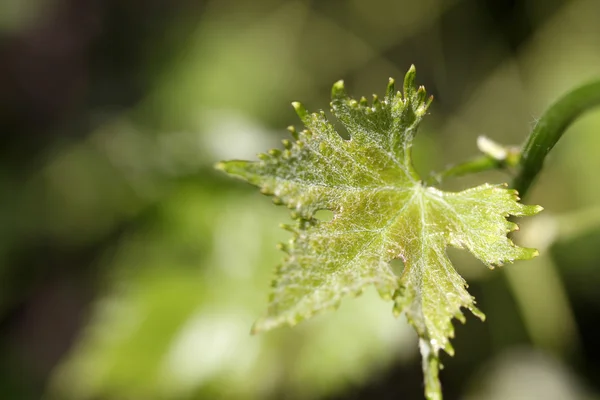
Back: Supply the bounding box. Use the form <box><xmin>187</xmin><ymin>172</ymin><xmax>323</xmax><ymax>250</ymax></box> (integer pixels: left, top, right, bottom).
<box><xmin>215</xmin><ymin>66</ymin><xmax>542</xmax><ymax>400</ymax></box>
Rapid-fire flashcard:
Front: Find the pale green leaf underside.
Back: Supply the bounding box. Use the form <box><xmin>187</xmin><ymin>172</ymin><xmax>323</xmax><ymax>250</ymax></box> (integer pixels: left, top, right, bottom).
<box><xmin>216</xmin><ymin>66</ymin><xmax>541</xmax><ymax>400</ymax></box>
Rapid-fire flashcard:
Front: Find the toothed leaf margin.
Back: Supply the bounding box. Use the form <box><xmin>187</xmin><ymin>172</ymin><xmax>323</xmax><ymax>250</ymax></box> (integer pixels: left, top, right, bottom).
<box><xmin>216</xmin><ymin>66</ymin><xmax>541</xmax><ymax>400</ymax></box>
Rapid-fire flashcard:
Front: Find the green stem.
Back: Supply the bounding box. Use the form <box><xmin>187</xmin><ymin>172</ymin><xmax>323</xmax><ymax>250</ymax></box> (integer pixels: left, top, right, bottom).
<box><xmin>427</xmin><ymin>156</ymin><xmax>504</xmax><ymax>185</ymax></box>
<box><xmin>512</xmin><ymin>80</ymin><xmax>600</xmax><ymax>198</ymax></box>
<box><xmin>427</xmin><ymin>136</ymin><xmax>521</xmax><ymax>185</ymax></box>
<box><xmin>504</xmin><ymin>80</ymin><xmax>600</xmax><ymax>360</ymax></box>
<box><xmin>427</xmin><ymin>150</ymin><xmax>520</xmax><ymax>185</ymax></box>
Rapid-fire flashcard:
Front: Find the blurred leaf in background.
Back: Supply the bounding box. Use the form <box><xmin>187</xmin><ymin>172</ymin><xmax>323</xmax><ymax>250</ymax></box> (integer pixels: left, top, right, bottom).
<box><xmin>48</xmin><ymin>182</ymin><xmax>415</xmax><ymax>399</ymax></box>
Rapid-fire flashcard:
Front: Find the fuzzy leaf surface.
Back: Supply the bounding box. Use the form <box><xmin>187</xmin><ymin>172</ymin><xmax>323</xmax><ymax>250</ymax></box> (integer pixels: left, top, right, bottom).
<box><xmin>216</xmin><ymin>66</ymin><xmax>541</xmax><ymax>400</ymax></box>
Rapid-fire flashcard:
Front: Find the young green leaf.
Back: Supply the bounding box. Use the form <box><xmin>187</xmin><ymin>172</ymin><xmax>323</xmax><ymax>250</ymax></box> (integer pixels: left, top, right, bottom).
<box><xmin>216</xmin><ymin>66</ymin><xmax>541</xmax><ymax>400</ymax></box>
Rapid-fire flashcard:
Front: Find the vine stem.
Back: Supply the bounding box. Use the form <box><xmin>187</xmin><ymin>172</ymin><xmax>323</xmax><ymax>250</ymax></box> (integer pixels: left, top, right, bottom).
<box><xmin>512</xmin><ymin>80</ymin><xmax>600</xmax><ymax>197</ymax></box>
<box><xmin>503</xmin><ymin>80</ymin><xmax>600</xmax><ymax>358</ymax></box>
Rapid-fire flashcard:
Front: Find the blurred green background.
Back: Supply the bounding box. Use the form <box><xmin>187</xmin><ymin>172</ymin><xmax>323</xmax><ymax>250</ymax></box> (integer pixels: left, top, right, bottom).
<box><xmin>1</xmin><ymin>0</ymin><xmax>600</xmax><ymax>399</ymax></box>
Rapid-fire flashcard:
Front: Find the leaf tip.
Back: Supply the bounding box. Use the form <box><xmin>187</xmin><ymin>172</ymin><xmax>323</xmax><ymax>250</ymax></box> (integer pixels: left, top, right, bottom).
<box><xmin>292</xmin><ymin>101</ymin><xmax>308</xmax><ymax>120</ymax></box>
<box><xmin>471</xmin><ymin>306</ymin><xmax>486</xmax><ymax>321</ymax></box>
<box><xmin>404</xmin><ymin>65</ymin><xmax>417</xmax><ymax>96</ymax></box>
<box><xmin>332</xmin><ymin>80</ymin><xmax>345</xmax><ymax>97</ymax></box>
<box><xmin>286</xmin><ymin>125</ymin><xmax>299</xmax><ymax>140</ymax></box>
<box><xmin>214</xmin><ymin>160</ymin><xmax>248</xmax><ymax>175</ymax></box>
<box><xmin>276</xmin><ymin>242</ymin><xmax>290</xmax><ymax>253</ymax></box>
<box><xmin>518</xmin><ymin>203</ymin><xmax>544</xmax><ymax>217</ymax></box>
<box><xmin>251</xmin><ymin>316</ymin><xmax>282</xmax><ymax>334</ymax></box>
<box><xmin>279</xmin><ymin>223</ymin><xmax>296</xmax><ymax>233</ymax></box>
<box><xmin>426</xmin><ymin>94</ymin><xmax>434</xmax><ymax>109</ymax></box>
<box><xmin>281</xmin><ymin>139</ymin><xmax>292</xmax><ymax>149</ymax></box>
<box><xmin>214</xmin><ymin>161</ymin><xmax>227</xmax><ymax>171</ymax></box>
<box><xmin>386</xmin><ymin>77</ymin><xmax>395</xmax><ymax>98</ymax></box>
<box><xmin>250</xmin><ymin>317</ymin><xmax>268</xmax><ymax>335</ymax></box>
